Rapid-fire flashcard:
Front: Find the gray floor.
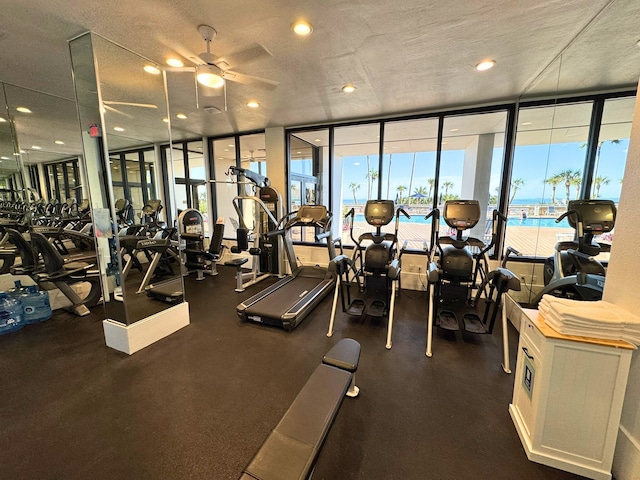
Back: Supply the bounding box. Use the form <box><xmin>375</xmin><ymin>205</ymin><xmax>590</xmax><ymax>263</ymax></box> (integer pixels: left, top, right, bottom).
<box><xmin>0</xmin><ymin>266</ymin><xmax>585</xmax><ymax>479</ymax></box>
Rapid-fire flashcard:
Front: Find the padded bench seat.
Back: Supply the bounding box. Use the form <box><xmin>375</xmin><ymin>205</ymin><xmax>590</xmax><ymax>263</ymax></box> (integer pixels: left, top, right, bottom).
<box><xmin>240</xmin><ymin>339</ymin><xmax>360</xmax><ymax>480</ymax></box>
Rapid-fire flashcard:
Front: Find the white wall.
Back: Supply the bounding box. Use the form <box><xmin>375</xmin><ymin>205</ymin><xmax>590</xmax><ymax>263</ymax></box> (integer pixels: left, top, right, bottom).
<box><xmin>606</xmin><ymin>80</ymin><xmax>640</xmax><ymax>480</ymax></box>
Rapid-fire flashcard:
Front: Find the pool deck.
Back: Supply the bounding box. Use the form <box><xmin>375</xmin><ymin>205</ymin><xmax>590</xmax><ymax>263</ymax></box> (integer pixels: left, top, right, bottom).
<box><xmin>348</xmin><ymin>221</ymin><xmax>573</xmax><ymax>256</ymax></box>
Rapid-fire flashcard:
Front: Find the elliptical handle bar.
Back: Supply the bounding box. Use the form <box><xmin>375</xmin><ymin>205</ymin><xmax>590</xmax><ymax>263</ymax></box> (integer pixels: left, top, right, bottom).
<box><xmin>555</xmin><ymin>209</ymin><xmax>577</xmax><ymax>223</ymax></box>
<box><xmin>344</xmin><ymin>208</ymin><xmax>355</xmax><ymax>219</ymax></box>
<box><xmin>396</xmin><ymin>207</ymin><xmax>411</xmax><ymax>219</ymax></box>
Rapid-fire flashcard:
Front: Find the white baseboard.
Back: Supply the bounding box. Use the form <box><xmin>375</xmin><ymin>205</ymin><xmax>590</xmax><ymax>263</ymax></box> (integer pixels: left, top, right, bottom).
<box><xmin>613</xmin><ymin>426</ymin><xmax>640</xmax><ymax>480</ymax></box>
<box><xmin>103</xmin><ymin>302</ymin><xmax>190</xmax><ymax>355</ymax></box>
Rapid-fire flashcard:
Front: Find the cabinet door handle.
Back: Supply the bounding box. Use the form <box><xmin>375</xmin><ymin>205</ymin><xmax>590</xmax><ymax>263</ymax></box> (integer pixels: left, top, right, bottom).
<box><xmin>522</xmin><ymin>347</ymin><xmax>534</xmax><ymax>360</ymax></box>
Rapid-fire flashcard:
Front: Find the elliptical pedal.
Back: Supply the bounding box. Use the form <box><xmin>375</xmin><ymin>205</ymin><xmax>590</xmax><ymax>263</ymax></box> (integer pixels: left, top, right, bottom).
<box><xmin>346</xmin><ymin>299</ymin><xmax>365</xmax><ymax>316</ymax></box>
<box><xmin>437</xmin><ymin>310</ymin><xmax>459</xmax><ymax>331</ymax></box>
<box><xmin>461</xmin><ymin>312</ymin><xmax>487</xmax><ymax>334</ymax></box>
<box><xmin>367</xmin><ymin>300</ymin><xmax>386</xmax><ymax>317</ymax></box>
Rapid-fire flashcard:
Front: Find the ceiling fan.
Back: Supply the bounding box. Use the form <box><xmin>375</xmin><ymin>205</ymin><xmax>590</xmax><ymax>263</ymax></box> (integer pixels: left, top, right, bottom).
<box><xmin>241</xmin><ymin>149</ymin><xmax>266</xmax><ymax>163</ymax></box>
<box><xmin>168</xmin><ymin>24</ymin><xmax>279</xmax><ymax>109</ymax></box>
<box><xmin>102</xmin><ymin>101</ymin><xmax>158</xmax><ymax>119</ymax></box>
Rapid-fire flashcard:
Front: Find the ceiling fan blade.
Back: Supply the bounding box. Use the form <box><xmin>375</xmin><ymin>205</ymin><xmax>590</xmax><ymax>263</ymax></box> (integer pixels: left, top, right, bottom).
<box><xmin>103</xmin><ymin>101</ymin><xmax>158</xmax><ymax>109</ymax></box>
<box><xmin>224</xmin><ymin>71</ymin><xmax>279</xmax><ymax>90</ymax></box>
<box><xmin>103</xmin><ymin>104</ymin><xmax>134</xmax><ymax>119</ymax></box>
<box><xmin>165</xmin><ymin>66</ymin><xmax>197</xmax><ymax>73</ymax></box>
<box><xmin>213</xmin><ymin>44</ymin><xmax>272</xmax><ymax>70</ymax></box>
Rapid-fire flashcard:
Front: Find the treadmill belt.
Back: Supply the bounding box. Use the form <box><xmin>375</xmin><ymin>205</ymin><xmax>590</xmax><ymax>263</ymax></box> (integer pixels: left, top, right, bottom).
<box><xmin>246</xmin><ymin>276</ymin><xmax>326</xmax><ymax>319</ymax></box>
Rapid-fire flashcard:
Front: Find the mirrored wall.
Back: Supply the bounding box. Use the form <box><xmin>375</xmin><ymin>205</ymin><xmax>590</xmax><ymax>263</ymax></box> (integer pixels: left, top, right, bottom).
<box><xmin>69</xmin><ymin>32</ymin><xmax>181</xmax><ymax>326</ymax></box>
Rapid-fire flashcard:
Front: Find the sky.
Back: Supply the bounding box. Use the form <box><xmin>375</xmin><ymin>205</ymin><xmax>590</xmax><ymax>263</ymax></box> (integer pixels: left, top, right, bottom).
<box><xmin>340</xmin><ymin>139</ymin><xmax>629</xmax><ymax>204</ymax></box>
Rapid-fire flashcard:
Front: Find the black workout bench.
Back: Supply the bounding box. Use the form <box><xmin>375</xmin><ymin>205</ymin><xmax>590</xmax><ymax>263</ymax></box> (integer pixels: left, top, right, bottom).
<box><xmin>239</xmin><ymin>338</ymin><xmax>361</xmax><ymax>480</ymax></box>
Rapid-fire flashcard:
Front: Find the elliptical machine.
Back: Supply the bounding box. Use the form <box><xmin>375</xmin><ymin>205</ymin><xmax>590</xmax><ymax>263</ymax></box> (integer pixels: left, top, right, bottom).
<box><xmin>327</xmin><ymin>200</ymin><xmax>408</xmax><ymax>349</ymax></box>
<box><xmin>529</xmin><ymin>199</ymin><xmax>615</xmax><ymax>306</ymax></box>
<box><xmin>426</xmin><ymin>200</ymin><xmax>520</xmax><ymax>372</ymax></box>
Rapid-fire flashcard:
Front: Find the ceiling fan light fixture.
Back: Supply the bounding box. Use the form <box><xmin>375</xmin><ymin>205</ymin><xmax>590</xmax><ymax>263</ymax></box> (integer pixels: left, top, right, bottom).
<box><xmin>143</xmin><ymin>65</ymin><xmax>161</xmax><ymax>75</ymax></box>
<box><xmin>292</xmin><ymin>20</ymin><xmax>313</xmax><ymax>36</ymax></box>
<box><xmin>475</xmin><ymin>59</ymin><xmax>496</xmax><ymax>71</ymax></box>
<box><xmin>166</xmin><ymin>58</ymin><xmax>184</xmax><ymax>68</ymax></box>
<box><xmin>176</xmin><ymin>113</ymin><xmax>188</xmax><ymax>119</ymax></box>
<box><xmin>113</xmin><ymin>126</ymin><xmax>125</xmax><ymax>132</ymax></box>
<box><xmin>54</xmin><ymin>140</ymin><xmax>65</xmax><ymax>145</ymax></box>
<box><xmin>16</xmin><ymin>107</ymin><xmax>31</xmax><ymax>113</ymax></box>
<box><xmin>342</xmin><ymin>84</ymin><xmax>356</xmax><ymax>93</ymax></box>
<box><xmin>196</xmin><ymin>65</ymin><xmax>225</xmax><ymax>89</ymax></box>
<box><xmin>246</xmin><ymin>101</ymin><xmax>260</xmax><ymax>108</ymax></box>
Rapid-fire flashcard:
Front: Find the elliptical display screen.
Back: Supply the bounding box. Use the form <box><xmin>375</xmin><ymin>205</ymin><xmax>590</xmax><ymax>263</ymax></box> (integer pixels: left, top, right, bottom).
<box><xmin>567</xmin><ymin>200</ymin><xmax>616</xmax><ymax>233</ymax></box>
<box><xmin>364</xmin><ymin>200</ymin><xmax>394</xmax><ymax>226</ymax></box>
<box><xmin>443</xmin><ymin>200</ymin><xmax>481</xmax><ymax>229</ymax></box>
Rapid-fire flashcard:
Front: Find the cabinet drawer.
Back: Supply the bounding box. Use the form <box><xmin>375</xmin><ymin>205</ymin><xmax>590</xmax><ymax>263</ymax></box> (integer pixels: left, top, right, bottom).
<box><xmin>514</xmin><ymin>334</ymin><xmax>542</xmax><ymax>438</ymax></box>
<box><xmin>521</xmin><ymin>315</ymin><xmax>544</xmax><ymax>353</ymax></box>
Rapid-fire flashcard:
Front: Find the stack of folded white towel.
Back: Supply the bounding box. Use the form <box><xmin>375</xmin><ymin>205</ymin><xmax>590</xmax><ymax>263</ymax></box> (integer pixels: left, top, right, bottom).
<box><xmin>539</xmin><ymin>295</ymin><xmax>640</xmax><ymax>346</ymax></box>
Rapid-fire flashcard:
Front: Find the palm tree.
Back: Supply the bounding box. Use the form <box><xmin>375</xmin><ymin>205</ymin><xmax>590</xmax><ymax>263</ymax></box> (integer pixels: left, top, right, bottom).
<box><xmin>414</xmin><ymin>186</ymin><xmax>428</xmax><ymax>204</ymax></box>
<box><xmin>593</xmin><ymin>175</ymin><xmax>610</xmax><ymax>198</ymax></box>
<box><xmin>556</xmin><ymin>169</ymin><xmax>580</xmax><ymax>204</ymax></box>
<box><xmin>593</xmin><ymin>139</ymin><xmax>621</xmax><ymax>181</ymax></box>
<box><xmin>545</xmin><ymin>174</ymin><xmax>562</xmax><ymax>204</ymax></box>
<box><xmin>509</xmin><ymin>178</ymin><xmax>525</xmax><ymax>203</ymax></box>
<box><xmin>348</xmin><ymin>182</ymin><xmax>360</xmax><ymax>205</ymax></box>
<box><xmin>407</xmin><ymin>152</ymin><xmax>417</xmax><ymax>205</ymax></box>
<box><xmin>426</xmin><ymin>178</ymin><xmax>435</xmax><ymax>202</ymax></box>
<box><xmin>570</xmin><ymin>176</ymin><xmax>581</xmax><ymax>200</ymax></box>
<box><xmin>386</xmin><ymin>154</ymin><xmax>393</xmax><ymax>198</ymax></box>
<box><xmin>396</xmin><ymin>185</ymin><xmax>407</xmax><ymax>203</ymax></box>
<box><xmin>366</xmin><ymin>169</ymin><xmax>378</xmax><ymax>200</ymax></box>
<box><xmin>442</xmin><ymin>181</ymin><xmax>454</xmax><ymax>197</ymax></box>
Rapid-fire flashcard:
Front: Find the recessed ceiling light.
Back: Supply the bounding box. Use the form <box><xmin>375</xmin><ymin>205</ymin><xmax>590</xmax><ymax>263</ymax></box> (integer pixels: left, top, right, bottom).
<box><xmin>521</xmin><ymin>121</ymin><xmax>533</xmax><ymax>126</ymax></box>
<box><xmin>54</xmin><ymin>140</ymin><xmax>65</xmax><ymax>145</ymax></box>
<box><xmin>228</xmin><ymin>144</ymin><xmax>234</xmax><ymax>147</ymax></box>
<box><xmin>19</xmin><ymin>149</ymin><xmax>25</xmax><ymax>153</ymax></box>
<box><xmin>314</xmin><ymin>138</ymin><xmax>322</xmax><ymax>142</ymax></box>
<box><xmin>144</xmin><ymin>65</ymin><xmax>161</xmax><ymax>75</ymax></box>
<box><xmin>113</xmin><ymin>126</ymin><xmax>125</xmax><ymax>132</ymax></box>
<box><xmin>442</xmin><ymin>141</ymin><xmax>448</xmax><ymax>145</ymax></box>
<box><xmin>1</xmin><ymin>156</ymin><xmax>9</xmax><ymax>160</ymax></box>
<box><xmin>296</xmin><ymin>151</ymin><xmax>302</xmax><ymax>154</ymax></box>
<box><xmin>246</xmin><ymin>101</ymin><xmax>260</xmax><ymax>108</ymax></box>
<box><xmin>342</xmin><ymin>84</ymin><xmax>356</xmax><ymax>93</ymax></box>
<box><xmin>475</xmin><ymin>59</ymin><xmax>496</xmax><ymax>71</ymax></box>
<box><xmin>176</xmin><ymin>113</ymin><xmax>187</xmax><ymax>119</ymax></box>
<box><xmin>224</xmin><ymin>149</ymin><xmax>229</xmax><ymax>152</ymax></box>
<box><xmin>450</xmin><ymin>128</ymin><xmax>459</xmax><ymax>132</ymax></box>
<box><xmin>166</xmin><ymin>58</ymin><xmax>184</xmax><ymax>68</ymax></box>
<box><xmin>0</xmin><ymin>117</ymin><xmax>6</xmax><ymax>122</ymax></box>
<box><xmin>292</xmin><ymin>20</ymin><xmax>313</xmax><ymax>36</ymax></box>
<box><xmin>16</xmin><ymin>107</ymin><xmax>31</xmax><ymax>113</ymax></box>
<box><xmin>13</xmin><ymin>152</ymin><xmax>20</xmax><ymax>156</ymax></box>
<box><xmin>31</xmin><ymin>145</ymin><xmax>41</xmax><ymax>150</ymax></box>
<box><xmin>162</xmin><ymin>117</ymin><xmax>169</xmax><ymax>123</ymax></box>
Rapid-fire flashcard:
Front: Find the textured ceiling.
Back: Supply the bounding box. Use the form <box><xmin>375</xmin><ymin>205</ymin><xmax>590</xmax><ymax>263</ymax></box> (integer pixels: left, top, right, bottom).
<box><xmin>0</xmin><ymin>0</ymin><xmax>639</xmax><ymax>168</ymax></box>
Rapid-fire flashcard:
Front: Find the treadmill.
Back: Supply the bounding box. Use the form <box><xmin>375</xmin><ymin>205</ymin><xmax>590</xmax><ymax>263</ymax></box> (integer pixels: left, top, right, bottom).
<box><xmin>237</xmin><ymin>205</ymin><xmax>337</xmax><ymax>331</ymax></box>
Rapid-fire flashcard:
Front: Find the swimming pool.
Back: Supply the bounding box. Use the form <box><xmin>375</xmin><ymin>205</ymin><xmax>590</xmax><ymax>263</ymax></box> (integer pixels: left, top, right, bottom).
<box><xmin>351</xmin><ymin>214</ymin><xmax>569</xmax><ymax>228</ymax></box>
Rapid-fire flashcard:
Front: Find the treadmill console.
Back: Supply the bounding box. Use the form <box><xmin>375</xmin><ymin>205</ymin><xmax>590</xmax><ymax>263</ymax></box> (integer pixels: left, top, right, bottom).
<box><xmin>295</xmin><ymin>205</ymin><xmax>329</xmax><ymax>226</ymax></box>
<box><xmin>443</xmin><ymin>200</ymin><xmax>481</xmax><ymax>229</ymax></box>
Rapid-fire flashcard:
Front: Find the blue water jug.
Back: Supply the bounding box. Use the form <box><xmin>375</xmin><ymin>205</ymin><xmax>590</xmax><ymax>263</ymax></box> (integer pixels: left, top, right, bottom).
<box><xmin>8</xmin><ymin>280</ymin><xmax>28</xmax><ymax>298</ymax></box>
<box><xmin>20</xmin><ymin>286</ymin><xmax>52</xmax><ymax>324</ymax></box>
<box><xmin>0</xmin><ymin>292</ymin><xmax>25</xmax><ymax>334</ymax></box>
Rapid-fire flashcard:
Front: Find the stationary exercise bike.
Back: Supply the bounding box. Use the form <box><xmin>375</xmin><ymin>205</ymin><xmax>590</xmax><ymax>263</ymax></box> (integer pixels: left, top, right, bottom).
<box><xmin>426</xmin><ymin>200</ymin><xmax>520</xmax><ymax>372</ymax></box>
<box><xmin>327</xmin><ymin>200</ymin><xmax>408</xmax><ymax>349</ymax></box>
<box><xmin>529</xmin><ymin>199</ymin><xmax>616</xmax><ymax>306</ymax></box>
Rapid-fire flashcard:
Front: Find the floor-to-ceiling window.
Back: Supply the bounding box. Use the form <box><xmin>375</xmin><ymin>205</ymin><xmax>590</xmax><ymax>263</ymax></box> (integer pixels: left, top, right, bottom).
<box><xmin>109</xmin><ymin>147</ymin><xmax>157</xmax><ymax>218</ymax></box>
<box><xmin>44</xmin><ymin>158</ymin><xmax>81</xmax><ymax>203</ymax></box>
